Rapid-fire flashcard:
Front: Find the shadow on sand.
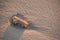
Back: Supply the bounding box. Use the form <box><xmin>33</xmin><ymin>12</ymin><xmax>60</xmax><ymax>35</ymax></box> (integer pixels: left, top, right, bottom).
<box><xmin>3</xmin><ymin>24</ymin><xmax>25</xmax><ymax>40</ymax></box>
<box><xmin>3</xmin><ymin>23</ymin><xmax>49</xmax><ymax>40</ymax></box>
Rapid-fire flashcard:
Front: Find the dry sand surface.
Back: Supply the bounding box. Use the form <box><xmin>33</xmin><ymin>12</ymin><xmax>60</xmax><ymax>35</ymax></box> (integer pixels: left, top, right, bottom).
<box><xmin>0</xmin><ymin>0</ymin><xmax>60</xmax><ymax>40</ymax></box>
